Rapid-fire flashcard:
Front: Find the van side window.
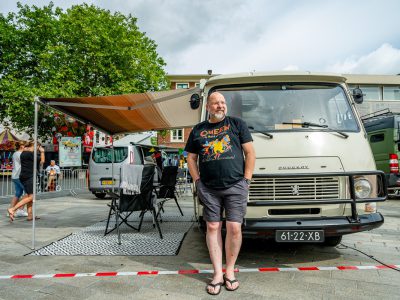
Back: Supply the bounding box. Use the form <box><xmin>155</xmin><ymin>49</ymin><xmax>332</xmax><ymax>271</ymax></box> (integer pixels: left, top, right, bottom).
<box><xmin>370</xmin><ymin>133</ymin><xmax>384</xmax><ymax>143</ymax></box>
<box><xmin>133</xmin><ymin>146</ymin><xmax>144</xmax><ymax>165</ymax></box>
<box><xmin>92</xmin><ymin>147</ymin><xmax>128</xmax><ymax>163</ymax></box>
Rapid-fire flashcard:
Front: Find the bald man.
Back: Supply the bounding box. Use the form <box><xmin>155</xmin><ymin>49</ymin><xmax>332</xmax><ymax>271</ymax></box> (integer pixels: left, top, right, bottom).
<box><xmin>185</xmin><ymin>91</ymin><xmax>255</xmax><ymax>295</ymax></box>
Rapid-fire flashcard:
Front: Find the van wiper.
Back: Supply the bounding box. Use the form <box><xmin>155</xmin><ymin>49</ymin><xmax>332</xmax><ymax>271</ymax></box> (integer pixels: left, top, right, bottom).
<box><xmin>282</xmin><ymin>122</ymin><xmax>349</xmax><ymax>138</ymax></box>
<box><xmin>248</xmin><ymin>126</ymin><xmax>273</xmax><ymax>139</ymax></box>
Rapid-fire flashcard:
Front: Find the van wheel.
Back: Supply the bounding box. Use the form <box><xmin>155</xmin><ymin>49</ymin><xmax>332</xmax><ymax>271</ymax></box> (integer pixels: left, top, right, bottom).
<box><xmin>94</xmin><ymin>192</ymin><xmax>106</xmax><ymax>199</ymax></box>
<box><xmin>323</xmin><ymin>236</ymin><xmax>342</xmax><ymax>247</ymax></box>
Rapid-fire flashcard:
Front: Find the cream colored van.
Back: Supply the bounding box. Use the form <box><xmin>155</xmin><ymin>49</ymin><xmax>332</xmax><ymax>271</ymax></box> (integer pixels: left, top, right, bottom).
<box><xmin>193</xmin><ymin>72</ymin><xmax>387</xmax><ymax>246</ymax></box>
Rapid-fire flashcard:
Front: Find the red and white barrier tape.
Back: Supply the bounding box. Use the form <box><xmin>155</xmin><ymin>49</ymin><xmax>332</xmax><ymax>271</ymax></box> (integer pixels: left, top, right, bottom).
<box><xmin>0</xmin><ymin>264</ymin><xmax>398</xmax><ymax>280</ymax></box>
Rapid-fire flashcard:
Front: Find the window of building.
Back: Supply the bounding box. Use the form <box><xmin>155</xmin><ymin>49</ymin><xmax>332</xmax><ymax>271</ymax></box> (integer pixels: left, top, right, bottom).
<box><xmin>358</xmin><ymin>85</ymin><xmax>382</xmax><ymax>101</ymax></box>
<box><xmin>176</xmin><ymin>83</ymin><xmax>189</xmax><ymax>89</ymax></box>
<box><xmin>170</xmin><ymin>129</ymin><xmax>184</xmax><ymax>142</ymax></box>
<box><xmin>383</xmin><ymin>86</ymin><xmax>400</xmax><ymax>101</ymax></box>
<box><xmin>195</xmin><ymin>83</ymin><xmax>201</xmax><ymax>88</ymax></box>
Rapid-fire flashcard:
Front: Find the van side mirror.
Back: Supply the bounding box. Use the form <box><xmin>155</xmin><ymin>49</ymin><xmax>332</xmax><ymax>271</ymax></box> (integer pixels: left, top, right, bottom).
<box><xmin>190</xmin><ymin>93</ymin><xmax>201</xmax><ymax>110</ymax></box>
<box><xmin>352</xmin><ymin>88</ymin><xmax>364</xmax><ymax>104</ymax></box>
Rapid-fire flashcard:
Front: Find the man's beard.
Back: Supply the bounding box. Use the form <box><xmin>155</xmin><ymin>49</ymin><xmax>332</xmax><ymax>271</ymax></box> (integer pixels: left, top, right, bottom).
<box><xmin>211</xmin><ymin>111</ymin><xmax>225</xmax><ymax>121</ymax></box>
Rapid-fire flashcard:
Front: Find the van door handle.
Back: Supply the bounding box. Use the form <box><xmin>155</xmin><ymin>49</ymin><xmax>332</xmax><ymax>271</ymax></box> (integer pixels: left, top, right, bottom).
<box><xmin>105</xmin><ymin>168</ymin><xmax>109</xmax><ymax>170</ymax></box>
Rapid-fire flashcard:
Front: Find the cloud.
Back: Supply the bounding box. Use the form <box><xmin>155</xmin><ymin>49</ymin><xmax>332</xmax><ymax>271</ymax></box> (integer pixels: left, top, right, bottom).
<box><xmin>328</xmin><ymin>43</ymin><xmax>400</xmax><ymax>75</ymax></box>
<box><xmin>283</xmin><ymin>65</ymin><xmax>300</xmax><ymax>71</ymax></box>
<box><xmin>1</xmin><ymin>0</ymin><xmax>400</xmax><ymax>75</ymax></box>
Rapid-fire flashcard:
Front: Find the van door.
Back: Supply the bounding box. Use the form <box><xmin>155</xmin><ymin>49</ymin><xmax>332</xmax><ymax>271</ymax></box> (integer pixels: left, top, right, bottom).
<box><xmin>369</xmin><ymin>130</ymin><xmax>390</xmax><ymax>173</ymax></box>
<box><xmin>89</xmin><ymin>146</ymin><xmax>130</xmax><ymax>192</ymax></box>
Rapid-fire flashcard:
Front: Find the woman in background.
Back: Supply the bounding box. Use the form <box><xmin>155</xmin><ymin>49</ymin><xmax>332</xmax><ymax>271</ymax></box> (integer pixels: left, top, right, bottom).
<box><xmin>7</xmin><ymin>141</ymin><xmax>45</xmax><ymax>221</ymax></box>
<box><xmin>8</xmin><ymin>141</ymin><xmax>28</xmax><ymax>218</ymax></box>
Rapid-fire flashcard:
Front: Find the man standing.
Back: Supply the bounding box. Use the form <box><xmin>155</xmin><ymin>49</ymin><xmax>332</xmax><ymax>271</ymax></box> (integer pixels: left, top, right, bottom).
<box><xmin>185</xmin><ymin>92</ymin><xmax>255</xmax><ymax>295</ymax></box>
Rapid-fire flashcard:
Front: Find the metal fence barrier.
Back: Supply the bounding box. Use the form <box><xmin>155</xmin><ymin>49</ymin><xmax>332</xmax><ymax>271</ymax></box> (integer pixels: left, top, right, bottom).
<box><xmin>0</xmin><ymin>168</ymin><xmax>88</xmax><ymax>199</ymax></box>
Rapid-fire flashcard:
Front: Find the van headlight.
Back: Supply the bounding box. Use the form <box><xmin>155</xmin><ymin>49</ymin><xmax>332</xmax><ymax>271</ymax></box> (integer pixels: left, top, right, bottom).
<box><xmin>354</xmin><ymin>178</ymin><xmax>372</xmax><ymax>199</ymax></box>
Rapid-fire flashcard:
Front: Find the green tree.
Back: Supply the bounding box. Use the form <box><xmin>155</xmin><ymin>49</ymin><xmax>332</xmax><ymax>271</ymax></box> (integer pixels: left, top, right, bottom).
<box><xmin>0</xmin><ymin>2</ymin><xmax>168</xmax><ymax>138</ymax></box>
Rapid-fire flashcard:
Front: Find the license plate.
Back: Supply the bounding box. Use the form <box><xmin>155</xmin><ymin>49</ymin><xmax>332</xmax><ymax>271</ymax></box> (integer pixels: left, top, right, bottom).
<box><xmin>275</xmin><ymin>230</ymin><xmax>324</xmax><ymax>242</ymax></box>
<box><xmin>101</xmin><ymin>180</ymin><xmax>114</xmax><ymax>185</ymax></box>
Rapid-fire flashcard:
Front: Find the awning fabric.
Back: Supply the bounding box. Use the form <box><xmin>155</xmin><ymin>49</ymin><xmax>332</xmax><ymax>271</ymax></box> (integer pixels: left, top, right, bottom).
<box><xmin>40</xmin><ymin>88</ymin><xmax>202</xmax><ymax>135</ymax></box>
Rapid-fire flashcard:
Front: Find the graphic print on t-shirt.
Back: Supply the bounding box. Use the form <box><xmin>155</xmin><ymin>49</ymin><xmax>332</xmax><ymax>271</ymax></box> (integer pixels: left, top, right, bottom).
<box><xmin>200</xmin><ymin>124</ymin><xmax>234</xmax><ymax>162</ymax></box>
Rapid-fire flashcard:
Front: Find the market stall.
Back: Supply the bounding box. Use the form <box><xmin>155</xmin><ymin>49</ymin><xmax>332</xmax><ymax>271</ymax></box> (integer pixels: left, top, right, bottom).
<box><xmin>29</xmin><ymin>87</ymin><xmax>202</xmax><ymax>249</ymax></box>
<box><xmin>0</xmin><ymin>128</ymin><xmax>20</xmax><ymax>176</ymax></box>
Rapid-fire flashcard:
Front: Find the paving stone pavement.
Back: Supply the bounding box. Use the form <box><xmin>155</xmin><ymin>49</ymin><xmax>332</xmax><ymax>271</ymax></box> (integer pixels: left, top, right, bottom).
<box><xmin>0</xmin><ymin>192</ymin><xmax>399</xmax><ymax>299</ymax></box>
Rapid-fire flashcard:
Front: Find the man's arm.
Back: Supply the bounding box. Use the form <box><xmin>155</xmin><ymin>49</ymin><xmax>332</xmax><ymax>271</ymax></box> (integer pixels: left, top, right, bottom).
<box><xmin>186</xmin><ymin>152</ymin><xmax>200</xmax><ymax>183</ymax></box>
<box><xmin>242</xmin><ymin>142</ymin><xmax>255</xmax><ymax>180</ymax></box>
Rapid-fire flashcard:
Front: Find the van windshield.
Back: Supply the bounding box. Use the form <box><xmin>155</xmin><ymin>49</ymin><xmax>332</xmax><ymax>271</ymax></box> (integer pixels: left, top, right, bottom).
<box><xmin>217</xmin><ymin>84</ymin><xmax>359</xmax><ymax>132</ymax></box>
<box><xmin>92</xmin><ymin>147</ymin><xmax>128</xmax><ymax>163</ymax></box>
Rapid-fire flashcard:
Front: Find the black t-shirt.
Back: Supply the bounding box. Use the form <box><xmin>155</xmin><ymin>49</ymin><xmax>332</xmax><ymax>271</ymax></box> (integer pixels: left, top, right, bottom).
<box><xmin>185</xmin><ymin>116</ymin><xmax>253</xmax><ymax>189</ymax></box>
<box><xmin>20</xmin><ymin>151</ymin><xmax>41</xmax><ymax>181</ymax></box>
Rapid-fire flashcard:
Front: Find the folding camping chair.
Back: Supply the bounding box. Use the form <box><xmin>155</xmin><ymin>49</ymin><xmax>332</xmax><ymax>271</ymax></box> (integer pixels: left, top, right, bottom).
<box><xmin>176</xmin><ymin>167</ymin><xmax>191</xmax><ymax>196</ymax></box>
<box><xmin>104</xmin><ymin>165</ymin><xmax>163</xmax><ymax>243</ymax></box>
<box><xmin>154</xmin><ymin>166</ymin><xmax>184</xmax><ymax>218</ymax></box>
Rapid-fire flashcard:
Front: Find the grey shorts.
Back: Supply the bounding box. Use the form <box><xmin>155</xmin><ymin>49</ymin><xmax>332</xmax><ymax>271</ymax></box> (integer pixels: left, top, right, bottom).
<box><xmin>197</xmin><ymin>178</ymin><xmax>249</xmax><ymax>223</ymax></box>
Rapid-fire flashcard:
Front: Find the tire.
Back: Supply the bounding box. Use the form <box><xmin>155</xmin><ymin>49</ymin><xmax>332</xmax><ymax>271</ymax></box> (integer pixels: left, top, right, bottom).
<box><xmin>94</xmin><ymin>192</ymin><xmax>106</xmax><ymax>199</ymax></box>
<box><xmin>323</xmin><ymin>236</ymin><xmax>342</xmax><ymax>247</ymax></box>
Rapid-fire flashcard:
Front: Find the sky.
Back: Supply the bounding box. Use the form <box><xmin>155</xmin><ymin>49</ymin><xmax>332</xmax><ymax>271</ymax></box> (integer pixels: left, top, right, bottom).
<box><xmin>1</xmin><ymin>0</ymin><xmax>400</xmax><ymax>75</ymax></box>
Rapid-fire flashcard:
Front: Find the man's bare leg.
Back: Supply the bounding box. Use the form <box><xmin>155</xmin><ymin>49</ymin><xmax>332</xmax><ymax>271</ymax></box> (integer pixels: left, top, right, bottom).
<box><xmin>224</xmin><ymin>221</ymin><xmax>242</xmax><ymax>290</ymax></box>
<box><xmin>206</xmin><ymin>221</ymin><xmax>224</xmax><ymax>294</ymax></box>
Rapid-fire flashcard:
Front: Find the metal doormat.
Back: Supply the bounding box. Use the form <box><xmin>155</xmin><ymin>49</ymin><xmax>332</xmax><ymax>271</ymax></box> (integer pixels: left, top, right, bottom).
<box><xmin>28</xmin><ymin>212</ymin><xmax>194</xmax><ymax>256</ymax></box>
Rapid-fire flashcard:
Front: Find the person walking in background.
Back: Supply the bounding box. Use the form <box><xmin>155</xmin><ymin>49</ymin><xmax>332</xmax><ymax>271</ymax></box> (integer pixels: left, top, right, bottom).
<box><xmin>7</xmin><ymin>141</ymin><xmax>45</xmax><ymax>221</ymax></box>
<box><xmin>185</xmin><ymin>91</ymin><xmax>255</xmax><ymax>295</ymax></box>
<box><xmin>171</xmin><ymin>155</ymin><xmax>179</xmax><ymax>167</ymax></box>
<box><xmin>179</xmin><ymin>154</ymin><xmax>186</xmax><ymax>169</ymax></box>
<box><xmin>8</xmin><ymin>141</ymin><xmax>28</xmax><ymax>218</ymax></box>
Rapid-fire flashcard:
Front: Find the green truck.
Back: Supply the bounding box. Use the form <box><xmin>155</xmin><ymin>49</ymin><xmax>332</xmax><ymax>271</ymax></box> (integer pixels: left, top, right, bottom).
<box><xmin>362</xmin><ymin>109</ymin><xmax>400</xmax><ymax>196</ymax></box>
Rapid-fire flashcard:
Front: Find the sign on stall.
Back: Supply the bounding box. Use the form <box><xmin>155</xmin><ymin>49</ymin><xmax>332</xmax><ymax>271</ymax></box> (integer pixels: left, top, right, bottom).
<box><xmin>59</xmin><ymin>137</ymin><xmax>82</xmax><ymax>167</ymax></box>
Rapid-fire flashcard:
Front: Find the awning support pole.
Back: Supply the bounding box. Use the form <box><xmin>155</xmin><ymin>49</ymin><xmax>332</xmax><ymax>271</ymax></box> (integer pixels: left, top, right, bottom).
<box><xmin>111</xmin><ymin>135</ymin><xmax>121</xmax><ymax>244</ymax></box>
<box><xmin>32</xmin><ymin>97</ymin><xmax>39</xmax><ymax>250</ymax></box>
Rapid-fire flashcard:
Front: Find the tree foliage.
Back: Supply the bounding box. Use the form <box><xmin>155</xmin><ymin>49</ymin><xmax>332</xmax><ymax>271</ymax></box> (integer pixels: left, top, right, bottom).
<box><xmin>0</xmin><ymin>2</ymin><xmax>168</xmax><ymax>138</ymax></box>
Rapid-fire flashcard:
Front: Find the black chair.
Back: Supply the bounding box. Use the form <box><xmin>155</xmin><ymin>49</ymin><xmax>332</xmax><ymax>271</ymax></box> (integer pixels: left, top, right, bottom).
<box><xmin>155</xmin><ymin>166</ymin><xmax>184</xmax><ymax>218</ymax></box>
<box><xmin>104</xmin><ymin>165</ymin><xmax>163</xmax><ymax>243</ymax></box>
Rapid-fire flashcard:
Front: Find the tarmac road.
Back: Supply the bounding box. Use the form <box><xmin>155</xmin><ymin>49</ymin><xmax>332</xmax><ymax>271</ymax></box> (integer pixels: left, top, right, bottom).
<box><xmin>0</xmin><ymin>192</ymin><xmax>399</xmax><ymax>299</ymax></box>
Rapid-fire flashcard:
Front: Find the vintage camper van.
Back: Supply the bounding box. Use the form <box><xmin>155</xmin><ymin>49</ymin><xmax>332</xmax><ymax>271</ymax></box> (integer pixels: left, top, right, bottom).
<box><xmin>192</xmin><ymin>72</ymin><xmax>387</xmax><ymax>246</ymax></box>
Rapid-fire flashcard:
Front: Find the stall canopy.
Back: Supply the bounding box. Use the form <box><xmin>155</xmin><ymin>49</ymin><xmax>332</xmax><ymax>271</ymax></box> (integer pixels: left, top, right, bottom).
<box><xmin>0</xmin><ymin>128</ymin><xmax>20</xmax><ymax>144</ymax></box>
<box><xmin>39</xmin><ymin>88</ymin><xmax>202</xmax><ymax>135</ymax></box>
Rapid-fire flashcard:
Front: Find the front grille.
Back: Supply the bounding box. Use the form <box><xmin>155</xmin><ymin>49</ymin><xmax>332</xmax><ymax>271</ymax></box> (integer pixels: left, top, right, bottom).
<box><xmin>249</xmin><ymin>177</ymin><xmax>340</xmax><ymax>201</ymax></box>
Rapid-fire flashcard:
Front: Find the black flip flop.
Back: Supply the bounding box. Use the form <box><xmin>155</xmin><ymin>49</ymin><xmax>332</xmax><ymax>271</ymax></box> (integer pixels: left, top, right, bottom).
<box><xmin>223</xmin><ymin>274</ymin><xmax>239</xmax><ymax>291</ymax></box>
<box><xmin>206</xmin><ymin>281</ymin><xmax>224</xmax><ymax>295</ymax></box>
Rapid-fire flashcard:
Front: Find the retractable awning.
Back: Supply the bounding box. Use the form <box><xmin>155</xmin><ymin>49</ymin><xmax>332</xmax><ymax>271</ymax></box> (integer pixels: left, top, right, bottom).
<box><xmin>39</xmin><ymin>88</ymin><xmax>202</xmax><ymax>135</ymax></box>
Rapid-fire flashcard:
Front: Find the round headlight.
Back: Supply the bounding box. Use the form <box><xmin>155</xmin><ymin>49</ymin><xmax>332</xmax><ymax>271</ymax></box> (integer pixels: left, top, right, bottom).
<box><xmin>354</xmin><ymin>178</ymin><xmax>372</xmax><ymax>198</ymax></box>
